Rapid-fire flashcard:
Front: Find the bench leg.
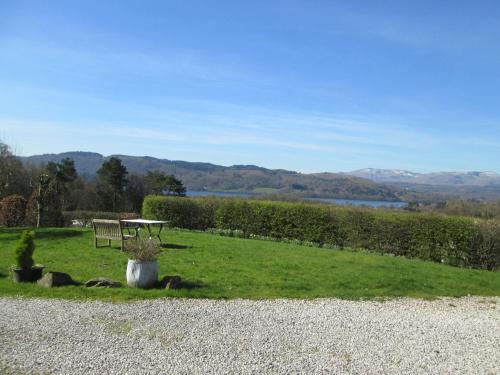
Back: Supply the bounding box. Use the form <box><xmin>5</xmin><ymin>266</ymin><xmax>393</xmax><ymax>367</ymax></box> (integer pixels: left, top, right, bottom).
<box><xmin>108</xmin><ymin>239</ymin><xmax>111</xmax><ymax>247</ymax></box>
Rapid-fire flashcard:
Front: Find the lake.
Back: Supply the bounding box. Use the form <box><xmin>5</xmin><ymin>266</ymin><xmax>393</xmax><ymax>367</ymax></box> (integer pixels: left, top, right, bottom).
<box><xmin>187</xmin><ymin>191</ymin><xmax>407</xmax><ymax>208</ymax></box>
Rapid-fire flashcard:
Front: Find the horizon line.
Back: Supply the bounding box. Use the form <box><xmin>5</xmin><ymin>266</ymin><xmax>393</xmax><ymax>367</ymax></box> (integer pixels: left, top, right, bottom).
<box><xmin>19</xmin><ymin>149</ymin><xmax>500</xmax><ymax>176</ymax></box>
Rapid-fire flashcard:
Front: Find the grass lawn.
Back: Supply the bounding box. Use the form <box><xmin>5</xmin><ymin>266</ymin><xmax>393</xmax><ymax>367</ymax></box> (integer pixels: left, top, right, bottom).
<box><xmin>0</xmin><ymin>227</ymin><xmax>499</xmax><ymax>301</ymax></box>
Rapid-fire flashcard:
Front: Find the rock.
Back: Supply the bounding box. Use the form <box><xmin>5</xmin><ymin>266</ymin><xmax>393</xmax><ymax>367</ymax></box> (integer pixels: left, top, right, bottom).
<box><xmin>159</xmin><ymin>275</ymin><xmax>182</xmax><ymax>290</ymax></box>
<box><xmin>85</xmin><ymin>278</ymin><xmax>121</xmax><ymax>288</ymax></box>
<box><xmin>37</xmin><ymin>272</ymin><xmax>75</xmax><ymax>288</ymax></box>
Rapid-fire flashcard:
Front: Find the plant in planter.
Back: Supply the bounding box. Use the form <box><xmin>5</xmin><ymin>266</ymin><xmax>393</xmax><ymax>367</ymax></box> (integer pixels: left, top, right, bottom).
<box><xmin>11</xmin><ymin>231</ymin><xmax>44</xmax><ymax>283</ymax></box>
<box><xmin>124</xmin><ymin>239</ymin><xmax>160</xmax><ymax>289</ymax></box>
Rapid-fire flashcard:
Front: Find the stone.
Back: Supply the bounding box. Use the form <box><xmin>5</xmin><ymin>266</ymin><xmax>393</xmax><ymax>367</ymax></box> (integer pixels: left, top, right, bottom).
<box><xmin>159</xmin><ymin>275</ymin><xmax>182</xmax><ymax>290</ymax></box>
<box><xmin>85</xmin><ymin>278</ymin><xmax>121</xmax><ymax>288</ymax></box>
<box><xmin>37</xmin><ymin>272</ymin><xmax>75</xmax><ymax>288</ymax></box>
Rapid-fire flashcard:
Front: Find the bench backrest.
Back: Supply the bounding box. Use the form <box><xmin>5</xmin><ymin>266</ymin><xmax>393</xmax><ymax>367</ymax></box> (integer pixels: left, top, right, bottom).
<box><xmin>92</xmin><ymin>219</ymin><xmax>123</xmax><ymax>240</ymax></box>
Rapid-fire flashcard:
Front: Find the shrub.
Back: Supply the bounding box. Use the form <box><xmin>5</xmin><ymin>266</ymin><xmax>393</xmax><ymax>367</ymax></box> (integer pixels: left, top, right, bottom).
<box><xmin>142</xmin><ymin>196</ymin><xmax>500</xmax><ymax>270</ymax></box>
<box><xmin>0</xmin><ymin>195</ymin><xmax>27</xmax><ymax>227</ymax></box>
<box><xmin>15</xmin><ymin>231</ymin><xmax>35</xmax><ymax>269</ymax></box>
<box><xmin>142</xmin><ymin>195</ymin><xmax>217</xmax><ymax>230</ymax></box>
<box><xmin>216</xmin><ymin>200</ymin><xmax>340</xmax><ymax>244</ymax></box>
<box><xmin>341</xmin><ymin>212</ymin><xmax>477</xmax><ymax>267</ymax></box>
<box><xmin>123</xmin><ymin>238</ymin><xmax>160</xmax><ymax>261</ymax></box>
<box><xmin>472</xmin><ymin>220</ymin><xmax>500</xmax><ymax>270</ymax></box>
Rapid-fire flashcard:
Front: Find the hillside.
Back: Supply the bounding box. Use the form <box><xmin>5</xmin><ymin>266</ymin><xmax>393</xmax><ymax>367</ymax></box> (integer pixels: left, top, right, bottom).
<box><xmin>346</xmin><ymin>168</ymin><xmax>500</xmax><ymax>186</ymax></box>
<box><xmin>21</xmin><ymin>152</ymin><xmax>403</xmax><ymax>202</ymax></box>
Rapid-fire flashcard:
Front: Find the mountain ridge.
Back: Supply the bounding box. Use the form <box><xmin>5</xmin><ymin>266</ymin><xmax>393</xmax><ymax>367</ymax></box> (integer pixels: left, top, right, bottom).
<box><xmin>344</xmin><ymin>168</ymin><xmax>500</xmax><ymax>186</ymax></box>
<box><xmin>20</xmin><ymin>152</ymin><xmax>402</xmax><ymax>201</ymax></box>
<box><xmin>20</xmin><ymin>152</ymin><xmax>500</xmax><ymax>201</ymax></box>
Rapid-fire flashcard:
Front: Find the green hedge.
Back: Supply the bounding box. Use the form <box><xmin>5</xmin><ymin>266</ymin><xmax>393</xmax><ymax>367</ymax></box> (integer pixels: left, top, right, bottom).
<box><xmin>142</xmin><ymin>196</ymin><xmax>218</xmax><ymax>230</ymax></box>
<box><xmin>215</xmin><ymin>200</ymin><xmax>340</xmax><ymax>245</ymax></box>
<box><xmin>142</xmin><ymin>195</ymin><xmax>500</xmax><ymax>270</ymax></box>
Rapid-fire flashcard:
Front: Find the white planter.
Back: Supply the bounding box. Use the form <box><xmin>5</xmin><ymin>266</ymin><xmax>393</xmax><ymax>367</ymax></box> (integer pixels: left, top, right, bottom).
<box><xmin>126</xmin><ymin>259</ymin><xmax>158</xmax><ymax>289</ymax></box>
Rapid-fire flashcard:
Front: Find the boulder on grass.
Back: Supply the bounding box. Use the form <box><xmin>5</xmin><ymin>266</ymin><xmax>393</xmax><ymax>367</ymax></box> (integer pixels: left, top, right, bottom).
<box><xmin>159</xmin><ymin>275</ymin><xmax>182</xmax><ymax>290</ymax></box>
<box><xmin>85</xmin><ymin>278</ymin><xmax>121</xmax><ymax>288</ymax></box>
<box><xmin>37</xmin><ymin>272</ymin><xmax>75</xmax><ymax>288</ymax></box>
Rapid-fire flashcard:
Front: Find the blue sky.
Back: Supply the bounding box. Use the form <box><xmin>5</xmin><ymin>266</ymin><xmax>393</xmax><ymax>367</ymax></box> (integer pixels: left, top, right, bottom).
<box><xmin>1</xmin><ymin>0</ymin><xmax>499</xmax><ymax>173</ymax></box>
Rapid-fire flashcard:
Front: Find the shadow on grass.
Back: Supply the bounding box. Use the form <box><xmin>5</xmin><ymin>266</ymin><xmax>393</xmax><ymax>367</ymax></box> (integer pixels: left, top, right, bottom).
<box><xmin>0</xmin><ymin>228</ymin><xmax>31</xmax><ymax>241</ymax></box>
<box><xmin>0</xmin><ymin>227</ymin><xmax>31</xmax><ymax>234</ymax></box>
<box><xmin>161</xmin><ymin>243</ymin><xmax>193</xmax><ymax>250</ymax></box>
<box><xmin>34</xmin><ymin>230</ymin><xmax>85</xmax><ymax>240</ymax></box>
<box><xmin>155</xmin><ymin>276</ymin><xmax>204</xmax><ymax>290</ymax></box>
<box><xmin>179</xmin><ymin>280</ymin><xmax>204</xmax><ymax>290</ymax></box>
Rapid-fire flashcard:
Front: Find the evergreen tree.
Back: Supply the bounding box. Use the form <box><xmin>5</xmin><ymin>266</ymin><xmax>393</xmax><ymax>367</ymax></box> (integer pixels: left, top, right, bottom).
<box><xmin>96</xmin><ymin>157</ymin><xmax>128</xmax><ymax>212</ymax></box>
<box><xmin>125</xmin><ymin>173</ymin><xmax>146</xmax><ymax>213</ymax></box>
<box><xmin>145</xmin><ymin>171</ymin><xmax>186</xmax><ymax>196</ymax></box>
<box><xmin>46</xmin><ymin>158</ymin><xmax>78</xmax><ymax>210</ymax></box>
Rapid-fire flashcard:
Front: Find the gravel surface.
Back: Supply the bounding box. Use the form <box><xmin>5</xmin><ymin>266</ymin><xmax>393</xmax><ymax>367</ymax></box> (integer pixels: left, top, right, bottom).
<box><xmin>0</xmin><ymin>297</ymin><xmax>498</xmax><ymax>374</ymax></box>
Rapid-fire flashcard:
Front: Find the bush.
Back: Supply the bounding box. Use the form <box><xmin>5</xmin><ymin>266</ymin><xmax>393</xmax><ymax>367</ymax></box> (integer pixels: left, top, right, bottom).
<box><xmin>0</xmin><ymin>195</ymin><xmax>27</xmax><ymax>227</ymax></box>
<box><xmin>123</xmin><ymin>238</ymin><xmax>161</xmax><ymax>261</ymax></box>
<box><xmin>15</xmin><ymin>231</ymin><xmax>35</xmax><ymax>269</ymax></box>
<box><xmin>216</xmin><ymin>200</ymin><xmax>340</xmax><ymax>244</ymax></box>
<box><xmin>472</xmin><ymin>220</ymin><xmax>500</xmax><ymax>270</ymax></box>
<box><xmin>142</xmin><ymin>195</ymin><xmax>217</xmax><ymax>230</ymax></box>
<box><xmin>142</xmin><ymin>196</ymin><xmax>500</xmax><ymax>270</ymax></box>
<box><xmin>336</xmin><ymin>211</ymin><xmax>477</xmax><ymax>267</ymax></box>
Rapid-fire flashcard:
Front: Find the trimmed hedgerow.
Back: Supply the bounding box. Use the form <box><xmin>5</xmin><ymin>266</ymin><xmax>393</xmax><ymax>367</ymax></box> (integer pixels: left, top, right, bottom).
<box><xmin>215</xmin><ymin>200</ymin><xmax>340</xmax><ymax>245</ymax></box>
<box><xmin>472</xmin><ymin>219</ymin><xmax>500</xmax><ymax>271</ymax></box>
<box><xmin>142</xmin><ymin>195</ymin><xmax>500</xmax><ymax>270</ymax></box>
<box><xmin>143</xmin><ymin>196</ymin><xmax>218</xmax><ymax>230</ymax></box>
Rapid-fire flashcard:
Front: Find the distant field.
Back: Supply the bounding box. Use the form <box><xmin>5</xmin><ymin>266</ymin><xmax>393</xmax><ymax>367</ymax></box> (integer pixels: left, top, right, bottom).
<box><xmin>251</xmin><ymin>187</ymin><xmax>280</xmax><ymax>194</ymax></box>
<box><xmin>0</xmin><ymin>227</ymin><xmax>499</xmax><ymax>301</ymax></box>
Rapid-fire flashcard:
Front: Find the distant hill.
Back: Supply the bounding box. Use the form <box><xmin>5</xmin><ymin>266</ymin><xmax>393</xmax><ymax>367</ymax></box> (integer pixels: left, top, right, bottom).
<box><xmin>21</xmin><ymin>152</ymin><xmax>500</xmax><ymax>201</ymax></box>
<box><xmin>345</xmin><ymin>168</ymin><xmax>500</xmax><ymax>186</ymax></box>
<box><xmin>21</xmin><ymin>152</ymin><xmax>403</xmax><ymax>202</ymax></box>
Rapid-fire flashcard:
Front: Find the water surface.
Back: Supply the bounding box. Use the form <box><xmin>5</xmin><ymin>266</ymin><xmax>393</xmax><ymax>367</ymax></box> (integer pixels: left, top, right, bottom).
<box><xmin>187</xmin><ymin>191</ymin><xmax>406</xmax><ymax>208</ymax></box>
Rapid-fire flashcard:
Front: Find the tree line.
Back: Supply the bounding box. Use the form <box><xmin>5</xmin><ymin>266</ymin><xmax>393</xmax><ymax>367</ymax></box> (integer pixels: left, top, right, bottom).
<box><xmin>0</xmin><ymin>141</ymin><xmax>186</xmax><ymax>227</ymax></box>
<box><xmin>406</xmin><ymin>199</ymin><xmax>500</xmax><ymax>220</ymax></box>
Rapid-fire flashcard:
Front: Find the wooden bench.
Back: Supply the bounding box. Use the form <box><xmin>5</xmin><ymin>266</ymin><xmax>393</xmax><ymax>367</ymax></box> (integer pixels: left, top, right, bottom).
<box><xmin>92</xmin><ymin>219</ymin><xmax>138</xmax><ymax>250</ymax></box>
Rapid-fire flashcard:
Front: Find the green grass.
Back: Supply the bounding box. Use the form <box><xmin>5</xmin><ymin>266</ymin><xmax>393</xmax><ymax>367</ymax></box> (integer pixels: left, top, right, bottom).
<box><xmin>0</xmin><ymin>227</ymin><xmax>499</xmax><ymax>301</ymax></box>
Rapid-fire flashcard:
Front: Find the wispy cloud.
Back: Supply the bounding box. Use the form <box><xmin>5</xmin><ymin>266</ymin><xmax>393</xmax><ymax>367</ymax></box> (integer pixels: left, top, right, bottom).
<box><xmin>449</xmin><ymin>136</ymin><xmax>500</xmax><ymax>148</ymax></box>
<box><xmin>1</xmin><ymin>35</ymin><xmax>264</xmax><ymax>86</ymax></box>
<box><xmin>0</xmin><ymin>95</ymin><xmax>436</xmax><ymax>157</ymax></box>
<box><xmin>2</xmin><ymin>97</ymin><xmax>499</xmax><ymax>173</ymax></box>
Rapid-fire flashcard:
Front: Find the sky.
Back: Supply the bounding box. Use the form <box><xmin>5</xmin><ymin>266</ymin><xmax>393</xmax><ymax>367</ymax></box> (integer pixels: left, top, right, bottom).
<box><xmin>1</xmin><ymin>0</ymin><xmax>499</xmax><ymax>173</ymax></box>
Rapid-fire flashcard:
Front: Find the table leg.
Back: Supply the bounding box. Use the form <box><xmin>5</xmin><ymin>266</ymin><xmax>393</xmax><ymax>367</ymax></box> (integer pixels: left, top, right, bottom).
<box><xmin>157</xmin><ymin>223</ymin><xmax>164</xmax><ymax>244</ymax></box>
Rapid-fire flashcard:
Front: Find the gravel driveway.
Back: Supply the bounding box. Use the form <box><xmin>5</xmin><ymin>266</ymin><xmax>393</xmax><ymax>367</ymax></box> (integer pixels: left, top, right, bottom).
<box><xmin>0</xmin><ymin>297</ymin><xmax>498</xmax><ymax>374</ymax></box>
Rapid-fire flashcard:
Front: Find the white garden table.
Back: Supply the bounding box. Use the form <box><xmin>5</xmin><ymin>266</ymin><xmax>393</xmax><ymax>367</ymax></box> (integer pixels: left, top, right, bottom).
<box><xmin>120</xmin><ymin>219</ymin><xmax>169</xmax><ymax>244</ymax></box>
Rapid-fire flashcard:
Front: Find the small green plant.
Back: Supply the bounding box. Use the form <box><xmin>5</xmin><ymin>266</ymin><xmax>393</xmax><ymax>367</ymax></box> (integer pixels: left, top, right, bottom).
<box><xmin>123</xmin><ymin>238</ymin><xmax>160</xmax><ymax>261</ymax></box>
<box><xmin>15</xmin><ymin>231</ymin><xmax>36</xmax><ymax>269</ymax></box>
